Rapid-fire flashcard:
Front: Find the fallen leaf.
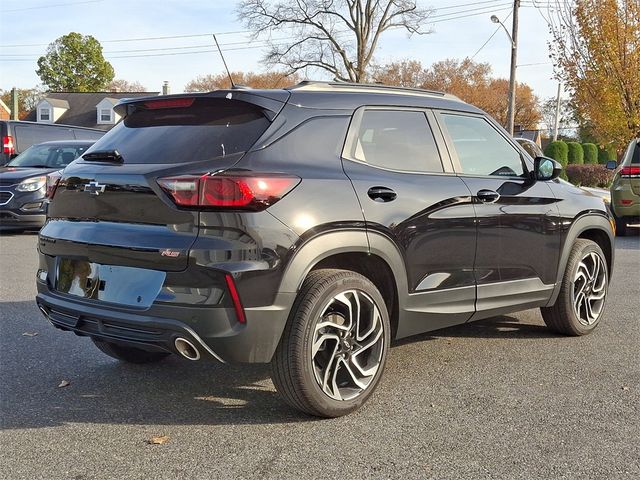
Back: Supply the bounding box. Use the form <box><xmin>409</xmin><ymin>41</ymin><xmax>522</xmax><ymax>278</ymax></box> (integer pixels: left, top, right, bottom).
<box><xmin>147</xmin><ymin>435</ymin><xmax>170</xmax><ymax>445</ymax></box>
<box><xmin>622</xmin><ymin>386</ymin><xmax>630</xmax><ymax>391</ymax></box>
<box><xmin>22</xmin><ymin>332</ymin><xmax>38</xmax><ymax>337</ymax></box>
<box><xmin>58</xmin><ymin>380</ymin><xmax>71</xmax><ymax>388</ymax></box>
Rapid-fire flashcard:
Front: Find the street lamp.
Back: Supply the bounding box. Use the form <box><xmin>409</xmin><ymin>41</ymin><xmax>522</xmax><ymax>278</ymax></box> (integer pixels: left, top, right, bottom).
<box><xmin>490</xmin><ymin>2</ymin><xmax>520</xmax><ymax>135</ymax></box>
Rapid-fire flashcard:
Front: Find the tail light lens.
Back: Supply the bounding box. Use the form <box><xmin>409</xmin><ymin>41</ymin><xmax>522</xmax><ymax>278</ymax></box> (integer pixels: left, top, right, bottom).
<box><xmin>3</xmin><ymin>135</ymin><xmax>15</xmax><ymax>155</ymax></box>
<box><xmin>620</xmin><ymin>166</ymin><xmax>640</xmax><ymax>177</ymax></box>
<box><xmin>46</xmin><ymin>170</ymin><xmax>63</xmax><ymax>199</ymax></box>
<box><xmin>157</xmin><ymin>173</ymin><xmax>300</xmax><ymax>211</ymax></box>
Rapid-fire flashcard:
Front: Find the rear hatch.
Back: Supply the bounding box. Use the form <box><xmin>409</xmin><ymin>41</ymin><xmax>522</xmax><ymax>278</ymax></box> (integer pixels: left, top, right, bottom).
<box><xmin>40</xmin><ymin>92</ymin><xmax>286</xmax><ymax>276</ymax></box>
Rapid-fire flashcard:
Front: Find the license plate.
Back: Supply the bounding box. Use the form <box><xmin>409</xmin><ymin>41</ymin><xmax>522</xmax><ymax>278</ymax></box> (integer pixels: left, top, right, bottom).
<box><xmin>56</xmin><ymin>259</ymin><xmax>165</xmax><ymax>308</ymax></box>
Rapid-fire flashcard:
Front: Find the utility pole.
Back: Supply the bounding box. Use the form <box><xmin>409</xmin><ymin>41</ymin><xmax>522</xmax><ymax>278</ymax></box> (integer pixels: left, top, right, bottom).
<box><xmin>506</xmin><ymin>0</ymin><xmax>520</xmax><ymax>135</ymax></box>
<box><xmin>553</xmin><ymin>82</ymin><xmax>562</xmax><ymax>141</ymax></box>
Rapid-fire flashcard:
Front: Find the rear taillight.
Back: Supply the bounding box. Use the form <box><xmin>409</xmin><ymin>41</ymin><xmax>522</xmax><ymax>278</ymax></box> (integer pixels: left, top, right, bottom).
<box><xmin>225</xmin><ymin>274</ymin><xmax>246</xmax><ymax>324</ymax></box>
<box><xmin>46</xmin><ymin>170</ymin><xmax>63</xmax><ymax>199</ymax></box>
<box><xmin>620</xmin><ymin>166</ymin><xmax>640</xmax><ymax>177</ymax></box>
<box><xmin>157</xmin><ymin>173</ymin><xmax>300</xmax><ymax>211</ymax></box>
<box><xmin>3</xmin><ymin>135</ymin><xmax>15</xmax><ymax>155</ymax></box>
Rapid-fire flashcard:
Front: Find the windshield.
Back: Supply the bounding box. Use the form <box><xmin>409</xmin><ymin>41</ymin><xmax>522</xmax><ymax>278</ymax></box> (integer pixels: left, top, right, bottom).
<box><xmin>7</xmin><ymin>144</ymin><xmax>91</xmax><ymax>168</ymax></box>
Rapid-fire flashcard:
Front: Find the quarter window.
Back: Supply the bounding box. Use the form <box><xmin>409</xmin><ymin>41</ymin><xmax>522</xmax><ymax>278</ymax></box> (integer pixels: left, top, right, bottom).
<box><xmin>353</xmin><ymin>110</ymin><xmax>443</xmax><ymax>173</ymax></box>
<box><xmin>441</xmin><ymin>114</ymin><xmax>525</xmax><ymax>177</ymax></box>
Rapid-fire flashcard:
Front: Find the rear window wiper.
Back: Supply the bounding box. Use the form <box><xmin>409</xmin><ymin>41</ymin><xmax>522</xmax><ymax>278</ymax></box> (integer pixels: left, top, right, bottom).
<box><xmin>82</xmin><ymin>150</ymin><xmax>124</xmax><ymax>163</ymax></box>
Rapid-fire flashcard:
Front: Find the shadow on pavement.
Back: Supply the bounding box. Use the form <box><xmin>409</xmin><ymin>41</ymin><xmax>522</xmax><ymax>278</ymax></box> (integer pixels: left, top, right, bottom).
<box><xmin>0</xmin><ymin>301</ymin><xmax>558</xmax><ymax>430</ymax></box>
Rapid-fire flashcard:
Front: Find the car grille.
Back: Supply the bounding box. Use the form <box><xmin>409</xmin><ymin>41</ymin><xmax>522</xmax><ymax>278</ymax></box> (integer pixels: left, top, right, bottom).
<box><xmin>0</xmin><ymin>191</ymin><xmax>14</xmax><ymax>205</ymax></box>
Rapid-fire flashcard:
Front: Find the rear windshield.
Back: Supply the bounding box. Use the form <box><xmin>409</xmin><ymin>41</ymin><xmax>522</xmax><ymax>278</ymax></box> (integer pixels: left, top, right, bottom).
<box><xmin>83</xmin><ymin>97</ymin><xmax>271</xmax><ymax>164</ymax></box>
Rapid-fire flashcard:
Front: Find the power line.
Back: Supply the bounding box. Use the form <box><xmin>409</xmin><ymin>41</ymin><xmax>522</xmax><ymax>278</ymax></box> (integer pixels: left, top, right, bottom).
<box><xmin>2</xmin><ymin>0</ymin><xmax>103</xmax><ymax>13</ymax></box>
<box><xmin>471</xmin><ymin>10</ymin><xmax>513</xmax><ymax>58</ymax></box>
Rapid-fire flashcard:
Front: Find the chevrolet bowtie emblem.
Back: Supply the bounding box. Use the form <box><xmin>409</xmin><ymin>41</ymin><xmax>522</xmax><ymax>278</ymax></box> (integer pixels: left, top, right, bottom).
<box><xmin>84</xmin><ymin>181</ymin><xmax>106</xmax><ymax>195</ymax></box>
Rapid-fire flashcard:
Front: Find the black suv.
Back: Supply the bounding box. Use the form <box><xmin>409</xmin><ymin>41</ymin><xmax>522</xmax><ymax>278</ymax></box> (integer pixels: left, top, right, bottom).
<box><xmin>35</xmin><ymin>82</ymin><xmax>614</xmax><ymax>417</ymax></box>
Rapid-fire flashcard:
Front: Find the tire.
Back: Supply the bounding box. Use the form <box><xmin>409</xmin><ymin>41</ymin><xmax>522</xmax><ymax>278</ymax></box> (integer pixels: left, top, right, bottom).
<box><xmin>92</xmin><ymin>338</ymin><xmax>170</xmax><ymax>364</ymax></box>
<box><xmin>541</xmin><ymin>239</ymin><xmax>609</xmax><ymax>336</ymax></box>
<box><xmin>271</xmin><ymin>269</ymin><xmax>391</xmax><ymax>417</ymax></box>
<box><xmin>614</xmin><ymin>214</ymin><xmax>628</xmax><ymax>236</ymax></box>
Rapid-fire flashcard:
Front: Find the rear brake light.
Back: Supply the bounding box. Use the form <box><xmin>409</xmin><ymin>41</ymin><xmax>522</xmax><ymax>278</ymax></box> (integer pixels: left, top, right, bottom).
<box><xmin>3</xmin><ymin>135</ymin><xmax>14</xmax><ymax>155</ymax></box>
<box><xmin>157</xmin><ymin>173</ymin><xmax>300</xmax><ymax>211</ymax></box>
<box><xmin>225</xmin><ymin>274</ymin><xmax>246</xmax><ymax>324</ymax></box>
<box><xmin>144</xmin><ymin>98</ymin><xmax>195</xmax><ymax>109</ymax></box>
<box><xmin>620</xmin><ymin>166</ymin><xmax>640</xmax><ymax>177</ymax></box>
<box><xmin>46</xmin><ymin>171</ymin><xmax>63</xmax><ymax>199</ymax></box>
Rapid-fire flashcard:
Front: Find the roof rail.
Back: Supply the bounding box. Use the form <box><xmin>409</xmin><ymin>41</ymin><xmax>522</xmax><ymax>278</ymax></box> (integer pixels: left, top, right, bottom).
<box><xmin>288</xmin><ymin>80</ymin><xmax>454</xmax><ymax>99</ymax></box>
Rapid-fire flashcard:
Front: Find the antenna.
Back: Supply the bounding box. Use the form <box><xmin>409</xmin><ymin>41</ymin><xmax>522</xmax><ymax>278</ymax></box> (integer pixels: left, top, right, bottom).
<box><xmin>213</xmin><ymin>34</ymin><xmax>235</xmax><ymax>89</ymax></box>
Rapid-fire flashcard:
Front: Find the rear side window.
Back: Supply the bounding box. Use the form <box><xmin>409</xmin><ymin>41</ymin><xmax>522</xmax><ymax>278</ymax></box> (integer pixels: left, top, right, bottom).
<box><xmin>441</xmin><ymin>114</ymin><xmax>525</xmax><ymax>177</ymax></box>
<box><xmin>14</xmin><ymin>125</ymin><xmax>75</xmax><ymax>152</ymax></box>
<box><xmin>85</xmin><ymin>97</ymin><xmax>271</xmax><ymax>164</ymax></box>
<box><xmin>353</xmin><ymin>110</ymin><xmax>443</xmax><ymax>173</ymax></box>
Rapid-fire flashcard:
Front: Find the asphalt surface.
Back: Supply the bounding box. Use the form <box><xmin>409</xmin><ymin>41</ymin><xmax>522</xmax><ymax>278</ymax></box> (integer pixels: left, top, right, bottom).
<box><xmin>1</xmin><ymin>231</ymin><xmax>639</xmax><ymax>480</ymax></box>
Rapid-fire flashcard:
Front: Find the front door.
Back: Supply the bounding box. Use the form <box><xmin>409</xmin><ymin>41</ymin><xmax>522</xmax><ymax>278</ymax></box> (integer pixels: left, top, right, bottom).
<box><xmin>435</xmin><ymin>111</ymin><xmax>561</xmax><ymax>320</ymax></box>
<box><xmin>342</xmin><ymin>107</ymin><xmax>477</xmax><ymax>337</ymax></box>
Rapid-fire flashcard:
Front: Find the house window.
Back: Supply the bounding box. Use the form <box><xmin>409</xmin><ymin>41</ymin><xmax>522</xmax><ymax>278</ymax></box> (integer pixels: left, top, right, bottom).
<box><xmin>39</xmin><ymin>108</ymin><xmax>50</xmax><ymax>121</ymax></box>
<box><xmin>100</xmin><ymin>109</ymin><xmax>112</xmax><ymax>122</ymax></box>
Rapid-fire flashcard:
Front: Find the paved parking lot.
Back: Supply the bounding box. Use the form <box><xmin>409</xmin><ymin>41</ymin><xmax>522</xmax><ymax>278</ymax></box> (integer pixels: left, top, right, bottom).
<box><xmin>1</xmin><ymin>232</ymin><xmax>639</xmax><ymax>479</ymax></box>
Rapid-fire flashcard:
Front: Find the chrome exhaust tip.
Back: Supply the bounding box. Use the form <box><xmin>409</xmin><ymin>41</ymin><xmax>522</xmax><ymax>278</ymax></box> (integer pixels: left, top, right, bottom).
<box><xmin>174</xmin><ymin>337</ymin><xmax>200</xmax><ymax>361</ymax></box>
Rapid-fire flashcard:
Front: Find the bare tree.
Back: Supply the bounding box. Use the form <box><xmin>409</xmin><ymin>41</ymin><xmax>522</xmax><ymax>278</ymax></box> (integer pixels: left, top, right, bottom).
<box><xmin>237</xmin><ymin>0</ymin><xmax>432</xmax><ymax>82</ymax></box>
<box><xmin>106</xmin><ymin>79</ymin><xmax>147</xmax><ymax>92</ymax></box>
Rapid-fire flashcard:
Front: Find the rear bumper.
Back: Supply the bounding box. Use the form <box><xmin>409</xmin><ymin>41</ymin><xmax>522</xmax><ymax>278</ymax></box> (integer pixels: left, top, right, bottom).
<box><xmin>35</xmin><ymin>281</ymin><xmax>295</xmax><ymax>364</ymax></box>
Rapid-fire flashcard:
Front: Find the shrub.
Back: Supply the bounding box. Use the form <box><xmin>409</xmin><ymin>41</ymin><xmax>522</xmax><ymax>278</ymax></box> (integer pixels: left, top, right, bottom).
<box><xmin>567</xmin><ymin>142</ymin><xmax>584</xmax><ymax>164</ymax></box>
<box><xmin>582</xmin><ymin>143</ymin><xmax>598</xmax><ymax>164</ymax></box>
<box><xmin>597</xmin><ymin>146</ymin><xmax>611</xmax><ymax>164</ymax></box>
<box><xmin>544</xmin><ymin>140</ymin><xmax>569</xmax><ymax>180</ymax></box>
<box><xmin>566</xmin><ymin>164</ymin><xmax>614</xmax><ymax>188</ymax></box>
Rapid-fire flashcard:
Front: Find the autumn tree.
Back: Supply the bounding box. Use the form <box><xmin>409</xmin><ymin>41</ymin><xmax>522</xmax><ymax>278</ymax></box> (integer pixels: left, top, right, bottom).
<box><xmin>106</xmin><ymin>79</ymin><xmax>147</xmax><ymax>92</ymax></box>
<box><xmin>36</xmin><ymin>32</ymin><xmax>115</xmax><ymax>91</ymax></box>
<box><xmin>373</xmin><ymin>58</ymin><xmax>541</xmax><ymax>129</ymax></box>
<box><xmin>184</xmin><ymin>71</ymin><xmax>300</xmax><ymax>92</ymax></box>
<box><xmin>548</xmin><ymin>0</ymin><xmax>640</xmax><ymax>147</ymax></box>
<box><xmin>237</xmin><ymin>0</ymin><xmax>432</xmax><ymax>82</ymax></box>
<box><xmin>0</xmin><ymin>87</ymin><xmax>45</xmax><ymax>119</ymax></box>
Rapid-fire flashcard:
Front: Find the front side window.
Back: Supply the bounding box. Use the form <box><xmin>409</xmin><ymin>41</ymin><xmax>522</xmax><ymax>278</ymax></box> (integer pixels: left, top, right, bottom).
<box><xmin>353</xmin><ymin>110</ymin><xmax>443</xmax><ymax>173</ymax></box>
<box><xmin>39</xmin><ymin>108</ymin><xmax>50</xmax><ymax>121</ymax></box>
<box><xmin>441</xmin><ymin>114</ymin><xmax>525</xmax><ymax>177</ymax></box>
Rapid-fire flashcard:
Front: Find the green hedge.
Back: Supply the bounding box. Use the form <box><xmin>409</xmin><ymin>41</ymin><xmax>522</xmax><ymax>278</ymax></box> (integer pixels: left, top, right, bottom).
<box><xmin>567</xmin><ymin>142</ymin><xmax>584</xmax><ymax>164</ymax></box>
<box><xmin>544</xmin><ymin>141</ymin><xmax>569</xmax><ymax>179</ymax></box>
<box><xmin>597</xmin><ymin>144</ymin><xmax>618</xmax><ymax>164</ymax></box>
<box><xmin>582</xmin><ymin>143</ymin><xmax>598</xmax><ymax>164</ymax></box>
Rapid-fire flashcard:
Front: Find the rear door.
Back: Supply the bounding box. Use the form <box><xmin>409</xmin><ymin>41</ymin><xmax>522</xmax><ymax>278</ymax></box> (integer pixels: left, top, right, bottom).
<box><xmin>40</xmin><ymin>95</ymin><xmax>277</xmax><ymax>278</ymax></box>
<box><xmin>342</xmin><ymin>107</ymin><xmax>477</xmax><ymax>337</ymax></box>
<box><xmin>435</xmin><ymin>111</ymin><xmax>561</xmax><ymax>319</ymax></box>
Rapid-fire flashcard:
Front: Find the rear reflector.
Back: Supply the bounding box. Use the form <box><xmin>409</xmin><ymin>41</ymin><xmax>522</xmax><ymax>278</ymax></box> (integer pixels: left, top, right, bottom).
<box><xmin>3</xmin><ymin>135</ymin><xmax>14</xmax><ymax>155</ymax></box>
<box><xmin>157</xmin><ymin>173</ymin><xmax>300</xmax><ymax>211</ymax></box>
<box><xmin>620</xmin><ymin>166</ymin><xmax>640</xmax><ymax>177</ymax></box>
<box><xmin>144</xmin><ymin>98</ymin><xmax>195</xmax><ymax>109</ymax></box>
<box><xmin>225</xmin><ymin>274</ymin><xmax>246</xmax><ymax>324</ymax></box>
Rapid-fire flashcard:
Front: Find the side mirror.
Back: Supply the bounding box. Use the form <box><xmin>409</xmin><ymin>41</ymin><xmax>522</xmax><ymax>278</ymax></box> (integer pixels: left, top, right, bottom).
<box><xmin>533</xmin><ymin>156</ymin><xmax>562</xmax><ymax>181</ymax></box>
<box><xmin>606</xmin><ymin>160</ymin><xmax>617</xmax><ymax>170</ymax></box>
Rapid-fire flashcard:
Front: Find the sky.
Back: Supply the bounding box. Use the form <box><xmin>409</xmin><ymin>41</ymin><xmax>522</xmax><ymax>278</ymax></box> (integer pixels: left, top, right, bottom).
<box><xmin>0</xmin><ymin>0</ymin><xmax>564</xmax><ymax>102</ymax></box>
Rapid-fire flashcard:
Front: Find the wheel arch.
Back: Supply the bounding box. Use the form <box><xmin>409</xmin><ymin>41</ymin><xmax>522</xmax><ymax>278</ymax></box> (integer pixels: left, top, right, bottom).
<box><xmin>278</xmin><ymin>230</ymin><xmax>408</xmax><ymax>339</ymax></box>
<box><xmin>547</xmin><ymin>213</ymin><xmax>614</xmax><ymax>307</ymax></box>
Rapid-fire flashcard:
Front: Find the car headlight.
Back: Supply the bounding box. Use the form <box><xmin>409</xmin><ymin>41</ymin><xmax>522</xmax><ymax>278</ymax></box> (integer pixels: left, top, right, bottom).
<box><xmin>15</xmin><ymin>176</ymin><xmax>47</xmax><ymax>192</ymax></box>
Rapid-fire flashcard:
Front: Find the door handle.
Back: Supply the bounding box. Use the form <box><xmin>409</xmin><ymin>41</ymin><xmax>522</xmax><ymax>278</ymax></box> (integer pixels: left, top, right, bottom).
<box><xmin>476</xmin><ymin>189</ymin><xmax>500</xmax><ymax>203</ymax></box>
<box><xmin>367</xmin><ymin>186</ymin><xmax>397</xmax><ymax>202</ymax></box>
